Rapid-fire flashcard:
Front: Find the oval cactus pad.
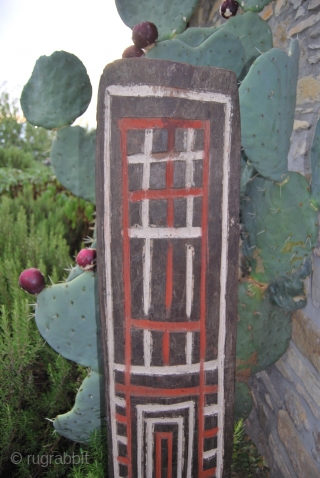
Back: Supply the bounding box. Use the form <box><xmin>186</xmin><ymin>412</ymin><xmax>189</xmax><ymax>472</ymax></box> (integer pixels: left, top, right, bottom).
<box><xmin>51</xmin><ymin>125</ymin><xmax>96</xmax><ymax>203</ymax></box>
<box><xmin>115</xmin><ymin>0</ymin><xmax>199</xmax><ymax>41</ymax></box>
<box><xmin>240</xmin><ymin>40</ymin><xmax>300</xmax><ymax>181</ymax></box>
<box><xmin>241</xmin><ymin>172</ymin><xmax>318</xmax><ymax>283</ymax></box>
<box><xmin>21</xmin><ymin>51</ymin><xmax>92</xmax><ymax>129</ymax></box>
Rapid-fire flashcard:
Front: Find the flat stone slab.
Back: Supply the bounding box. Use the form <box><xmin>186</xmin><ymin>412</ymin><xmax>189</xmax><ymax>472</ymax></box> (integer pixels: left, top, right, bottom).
<box><xmin>96</xmin><ymin>58</ymin><xmax>240</xmax><ymax>478</ymax></box>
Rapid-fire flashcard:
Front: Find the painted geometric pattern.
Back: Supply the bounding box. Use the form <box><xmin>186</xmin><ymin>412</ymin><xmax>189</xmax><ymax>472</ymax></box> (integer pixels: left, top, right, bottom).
<box><xmin>104</xmin><ymin>116</ymin><xmax>225</xmax><ymax>478</ymax></box>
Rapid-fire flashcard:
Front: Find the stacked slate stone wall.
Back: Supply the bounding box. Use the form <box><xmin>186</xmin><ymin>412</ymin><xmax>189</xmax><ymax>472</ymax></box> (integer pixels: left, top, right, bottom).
<box><xmin>190</xmin><ymin>1</ymin><xmax>320</xmax><ymax>476</ymax></box>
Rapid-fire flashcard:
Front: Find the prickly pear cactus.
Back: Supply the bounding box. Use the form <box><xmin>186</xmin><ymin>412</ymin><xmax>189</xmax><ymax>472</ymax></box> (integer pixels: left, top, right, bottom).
<box><xmin>20</xmin><ymin>0</ymin><xmax>320</xmax><ymax>444</ymax></box>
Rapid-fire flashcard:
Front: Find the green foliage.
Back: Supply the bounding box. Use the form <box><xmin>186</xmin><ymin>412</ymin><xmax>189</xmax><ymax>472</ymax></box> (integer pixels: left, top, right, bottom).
<box><xmin>21</xmin><ymin>51</ymin><xmax>92</xmax><ymax>130</ymax></box>
<box><xmin>51</xmin><ymin>126</ymin><xmax>96</xmax><ymax>203</ymax></box>
<box><xmin>115</xmin><ymin>0</ymin><xmax>199</xmax><ymax>41</ymax></box>
<box><xmin>239</xmin><ymin>40</ymin><xmax>300</xmax><ymax>181</ymax></box>
<box><xmin>231</xmin><ymin>419</ymin><xmax>270</xmax><ymax>477</ymax></box>
<box><xmin>0</xmin><ymin>91</ymin><xmax>53</xmax><ymax>161</ymax></box>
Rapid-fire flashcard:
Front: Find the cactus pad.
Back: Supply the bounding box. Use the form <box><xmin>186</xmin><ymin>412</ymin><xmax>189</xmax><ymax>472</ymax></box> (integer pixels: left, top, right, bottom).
<box><xmin>53</xmin><ymin>371</ymin><xmax>104</xmax><ymax>443</ymax></box>
<box><xmin>21</xmin><ymin>51</ymin><xmax>92</xmax><ymax>130</ymax></box>
<box><xmin>241</xmin><ymin>172</ymin><xmax>318</xmax><ymax>283</ymax></box>
<box><xmin>236</xmin><ymin>0</ymin><xmax>274</xmax><ymax>13</ymax></box>
<box><xmin>234</xmin><ymin>381</ymin><xmax>253</xmax><ymax>421</ymax></box>
<box><xmin>51</xmin><ymin>126</ymin><xmax>96</xmax><ymax>203</ymax></box>
<box><xmin>269</xmin><ymin>258</ymin><xmax>312</xmax><ymax>312</ymax></box>
<box><xmin>146</xmin><ymin>30</ymin><xmax>246</xmax><ymax>79</ymax></box>
<box><xmin>115</xmin><ymin>0</ymin><xmax>198</xmax><ymax>42</ymax></box>
<box><xmin>237</xmin><ymin>281</ymin><xmax>291</xmax><ymax>379</ymax></box>
<box><xmin>239</xmin><ymin>40</ymin><xmax>300</xmax><ymax>181</ymax></box>
<box><xmin>310</xmin><ymin>118</ymin><xmax>320</xmax><ymax>209</ymax></box>
<box><xmin>35</xmin><ymin>272</ymin><xmax>101</xmax><ymax>372</ymax></box>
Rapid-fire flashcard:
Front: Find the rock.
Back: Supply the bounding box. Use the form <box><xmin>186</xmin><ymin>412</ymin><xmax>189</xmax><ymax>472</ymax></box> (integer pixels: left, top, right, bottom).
<box><xmin>284</xmin><ymin>387</ymin><xmax>309</xmax><ymax>431</ymax></box>
<box><xmin>297</xmin><ymin>76</ymin><xmax>320</xmax><ymax>104</ymax></box>
<box><xmin>308</xmin><ymin>0</ymin><xmax>320</xmax><ymax>10</ymax></box>
<box><xmin>292</xmin><ymin>310</ymin><xmax>320</xmax><ymax>375</ymax></box>
<box><xmin>260</xmin><ymin>3</ymin><xmax>273</xmax><ymax>20</ymax></box>
<box><xmin>276</xmin><ymin>357</ymin><xmax>294</xmax><ymax>383</ymax></box>
<box><xmin>309</xmin><ymin>42</ymin><xmax>320</xmax><ymax>49</ymax></box>
<box><xmin>295</xmin><ymin>6</ymin><xmax>305</xmax><ymax>19</ymax></box>
<box><xmin>269</xmin><ymin>432</ymin><xmax>297</xmax><ymax>478</ymax></box>
<box><xmin>293</xmin><ymin>120</ymin><xmax>311</xmax><ymax>131</ymax></box>
<box><xmin>278</xmin><ymin>410</ymin><xmax>320</xmax><ymax>477</ymax></box>
<box><xmin>309</xmin><ymin>54</ymin><xmax>320</xmax><ymax>64</ymax></box>
<box><xmin>296</xmin><ymin>382</ymin><xmax>320</xmax><ymax>419</ymax></box>
<box><xmin>289</xmin><ymin>12</ymin><xmax>320</xmax><ymax>36</ymax></box>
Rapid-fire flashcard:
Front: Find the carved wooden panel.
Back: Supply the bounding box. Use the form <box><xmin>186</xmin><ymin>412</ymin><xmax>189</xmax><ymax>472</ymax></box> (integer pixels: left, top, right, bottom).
<box><xmin>96</xmin><ymin>59</ymin><xmax>240</xmax><ymax>478</ymax></box>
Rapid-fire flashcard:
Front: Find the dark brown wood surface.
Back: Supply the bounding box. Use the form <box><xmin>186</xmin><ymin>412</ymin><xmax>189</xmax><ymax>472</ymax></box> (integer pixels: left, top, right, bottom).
<box><xmin>96</xmin><ymin>59</ymin><xmax>240</xmax><ymax>478</ymax></box>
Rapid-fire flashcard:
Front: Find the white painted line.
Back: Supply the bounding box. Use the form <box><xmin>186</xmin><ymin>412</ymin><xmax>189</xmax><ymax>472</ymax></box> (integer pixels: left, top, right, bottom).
<box><xmin>127</xmin><ymin>150</ymin><xmax>204</xmax><ymax>164</ymax></box>
<box><xmin>129</xmin><ymin>226</ymin><xmax>202</xmax><ymax>239</ymax></box>
<box><xmin>136</xmin><ymin>401</ymin><xmax>195</xmax><ymax>478</ymax></box>
<box><xmin>143</xmin><ymin>329</ymin><xmax>153</xmax><ymax>368</ymax></box>
<box><xmin>186</xmin><ymin>245</ymin><xmax>194</xmax><ymax>318</ymax></box>
<box><xmin>116</xmin><ymin>434</ymin><xmax>128</xmax><ymax>445</ymax></box>
<box><xmin>114</xmin><ymin>396</ymin><xmax>126</xmax><ymax>408</ymax></box>
<box><xmin>203</xmin><ymin>449</ymin><xmax>217</xmax><ymax>460</ymax></box>
<box><xmin>204</xmin><ymin>405</ymin><xmax>219</xmax><ymax>416</ymax></box>
<box><xmin>114</xmin><ymin>360</ymin><xmax>217</xmax><ymax>375</ymax></box>
<box><xmin>186</xmin><ymin>332</ymin><xmax>193</xmax><ymax>366</ymax></box>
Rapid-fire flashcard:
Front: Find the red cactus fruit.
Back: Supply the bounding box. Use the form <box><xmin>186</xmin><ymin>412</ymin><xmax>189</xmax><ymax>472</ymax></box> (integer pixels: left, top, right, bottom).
<box><xmin>132</xmin><ymin>21</ymin><xmax>158</xmax><ymax>49</ymax></box>
<box><xmin>76</xmin><ymin>248</ymin><xmax>97</xmax><ymax>271</ymax></box>
<box><xmin>122</xmin><ymin>45</ymin><xmax>145</xmax><ymax>58</ymax></box>
<box><xmin>220</xmin><ymin>0</ymin><xmax>239</xmax><ymax>19</ymax></box>
<box><xmin>19</xmin><ymin>268</ymin><xmax>45</xmax><ymax>294</ymax></box>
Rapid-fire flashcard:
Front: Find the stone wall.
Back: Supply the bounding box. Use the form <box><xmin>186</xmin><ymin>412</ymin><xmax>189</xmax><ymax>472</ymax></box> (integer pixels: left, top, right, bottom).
<box><xmin>190</xmin><ymin>0</ymin><xmax>320</xmax><ymax>475</ymax></box>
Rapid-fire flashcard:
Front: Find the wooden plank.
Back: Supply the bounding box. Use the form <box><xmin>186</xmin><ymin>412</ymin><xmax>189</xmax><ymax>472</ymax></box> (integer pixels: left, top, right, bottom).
<box><xmin>96</xmin><ymin>58</ymin><xmax>240</xmax><ymax>478</ymax></box>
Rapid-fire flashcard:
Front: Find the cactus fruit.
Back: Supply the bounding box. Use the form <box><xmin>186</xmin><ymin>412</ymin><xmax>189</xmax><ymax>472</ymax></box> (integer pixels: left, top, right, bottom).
<box><xmin>53</xmin><ymin>371</ymin><xmax>104</xmax><ymax>443</ymax></box>
<box><xmin>76</xmin><ymin>248</ymin><xmax>97</xmax><ymax>271</ymax></box>
<box><xmin>241</xmin><ymin>172</ymin><xmax>318</xmax><ymax>284</ymax></box>
<box><xmin>132</xmin><ymin>21</ymin><xmax>158</xmax><ymax>48</ymax></box>
<box><xmin>115</xmin><ymin>0</ymin><xmax>199</xmax><ymax>42</ymax></box>
<box><xmin>50</xmin><ymin>126</ymin><xmax>96</xmax><ymax>204</ymax></box>
<box><xmin>19</xmin><ymin>268</ymin><xmax>45</xmax><ymax>294</ymax></box>
<box><xmin>122</xmin><ymin>45</ymin><xmax>145</xmax><ymax>58</ymax></box>
<box><xmin>21</xmin><ymin>51</ymin><xmax>92</xmax><ymax>130</ymax></box>
<box><xmin>220</xmin><ymin>0</ymin><xmax>239</xmax><ymax>19</ymax></box>
<box><xmin>240</xmin><ymin>40</ymin><xmax>300</xmax><ymax>181</ymax></box>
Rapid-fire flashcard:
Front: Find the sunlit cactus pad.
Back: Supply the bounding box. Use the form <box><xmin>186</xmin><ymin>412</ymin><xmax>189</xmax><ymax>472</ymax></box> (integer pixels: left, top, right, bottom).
<box><xmin>240</xmin><ymin>40</ymin><xmax>300</xmax><ymax>181</ymax></box>
<box><xmin>35</xmin><ymin>272</ymin><xmax>101</xmax><ymax>372</ymax></box>
<box><xmin>53</xmin><ymin>371</ymin><xmax>104</xmax><ymax>443</ymax></box>
<box><xmin>237</xmin><ymin>281</ymin><xmax>291</xmax><ymax>379</ymax></box>
<box><xmin>236</xmin><ymin>0</ymin><xmax>274</xmax><ymax>13</ymax></box>
<box><xmin>146</xmin><ymin>30</ymin><xmax>246</xmax><ymax>79</ymax></box>
<box><xmin>241</xmin><ymin>172</ymin><xmax>318</xmax><ymax>283</ymax></box>
<box><xmin>115</xmin><ymin>0</ymin><xmax>198</xmax><ymax>41</ymax></box>
<box><xmin>51</xmin><ymin>125</ymin><xmax>96</xmax><ymax>203</ymax></box>
<box><xmin>21</xmin><ymin>51</ymin><xmax>92</xmax><ymax>130</ymax></box>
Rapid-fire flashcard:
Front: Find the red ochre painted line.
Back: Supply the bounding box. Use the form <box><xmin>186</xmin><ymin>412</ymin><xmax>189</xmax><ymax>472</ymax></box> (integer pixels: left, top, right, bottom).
<box><xmin>131</xmin><ymin>319</ymin><xmax>200</xmax><ymax>332</ymax></box>
<box><xmin>115</xmin><ymin>413</ymin><xmax>127</xmax><ymax>424</ymax></box>
<box><xmin>165</xmin><ymin>242</ymin><xmax>173</xmax><ymax>312</ymax></box>
<box><xmin>119</xmin><ymin>117</ymin><xmax>205</xmax><ymax>131</ymax></box>
<box><xmin>162</xmin><ymin>330</ymin><xmax>170</xmax><ymax>365</ymax></box>
<box><xmin>117</xmin><ymin>456</ymin><xmax>130</xmax><ymax>465</ymax></box>
<box><xmin>202</xmin><ymin>468</ymin><xmax>217</xmax><ymax>478</ymax></box>
<box><xmin>129</xmin><ymin>187</ymin><xmax>203</xmax><ymax>202</ymax></box>
<box><xmin>115</xmin><ymin>383</ymin><xmax>218</xmax><ymax>397</ymax></box>
<box><xmin>198</xmin><ymin>121</ymin><xmax>211</xmax><ymax>476</ymax></box>
<box><xmin>203</xmin><ymin>427</ymin><xmax>219</xmax><ymax>439</ymax></box>
<box><xmin>120</xmin><ymin>128</ymin><xmax>133</xmax><ymax>478</ymax></box>
<box><xmin>156</xmin><ymin>432</ymin><xmax>173</xmax><ymax>478</ymax></box>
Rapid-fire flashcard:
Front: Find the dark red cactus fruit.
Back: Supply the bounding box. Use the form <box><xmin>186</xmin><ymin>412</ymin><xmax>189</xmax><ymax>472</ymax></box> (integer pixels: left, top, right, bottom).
<box><xmin>76</xmin><ymin>248</ymin><xmax>97</xmax><ymax>271</ymax></box>
<box><xmin>132</xmin><ymin>21</ymin><xmax>158</xmax><ymax>49</ymax></box>
<box><xmin>19</xmin><ymin>268</ymin><xmax>45</xmax><ymax>294</ymax></box>
<box><xmin>122</xmin><ymin>45</ymin><xmax>145</xmax><ymax>58</ymax></box>
<box><xmin>220</xmin><ymin>0</ymin><xmax>239</xmax><ymax>19</ymax></box>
